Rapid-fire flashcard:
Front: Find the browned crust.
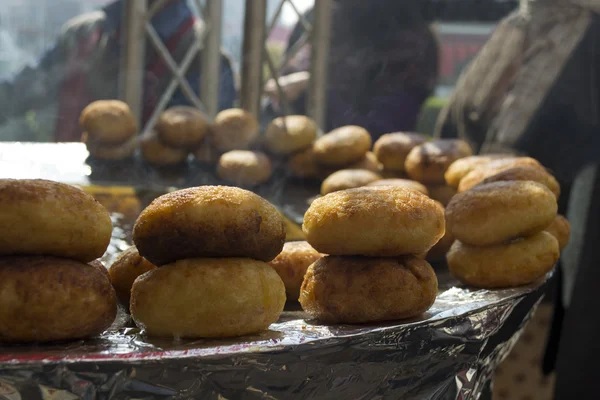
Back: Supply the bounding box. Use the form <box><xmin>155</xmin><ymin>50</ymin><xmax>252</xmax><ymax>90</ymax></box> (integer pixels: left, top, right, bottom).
<box><xmin>156</xmin><ymin>106</ymin><xmax>209</xmax><ymax>149</ymax></box>
<box><xmin>299</xmin><ymin>255</ymin><xmax>438</xmax><ymax>323</ymax></box>
<box><xmin>405</xmin><ymin>139</ymin><xmax>473</xmax><ymax>184</ymax></box>
<box><xmin>313</xmin><ymin>126</ymin><xmax>372</xmax><ymax>167</ymax></box>
<box><xmin>373</xmin><ymin>132</ymin><xmax>427</xmax><ymax>172</ymax></box>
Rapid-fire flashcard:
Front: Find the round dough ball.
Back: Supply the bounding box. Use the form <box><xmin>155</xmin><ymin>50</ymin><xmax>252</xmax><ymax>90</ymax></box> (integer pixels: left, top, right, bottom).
<box><xmin>0</xmin><ymin>179</ymin><xmax>112</xmax><ymax>262</ymax></box>
<box><xmin>347</xmin><ymin>151</ymin><xmax>383</xmax><ymax>173</ymax></box>
<box><xmin>299</xmin><ymin>255</ymin><xmax>438</xmax><ymax>323</ymax></box>
<box><xmin>463</xmin><ymin>165</ymin><xmax>560</xmax><ymax>198</ymax></box>
<box><xmin>426</xmin><ymin>184</ymin><xmax>457</xmax><ymax>206</ymax></box>
<box><xmin>80</xmin><ymin>100</ymin><xmax>137</xmax><ymax>145</ymax></box>
<box><xmin>303</xmin><ymin>186</ymin><xmax>445</xmax><ymax>256</ymax></box>
<box><xmin>211</xmin><ymin>108</ymin><xmax>259</xmax><ymax>152</ymax></box>
<box><xmin>444</xmin><ymin>154</ymin><xmax>510</xmax><ymax>188</ymax></box>
<box><xmin>217</xmin><ymin>150</ymin><xmax>273</xmax><ymax>186</ymax></box>
<box><xmin>367</xmin><ymin>178</ymin><xmax>429</xmax><ymax>195</ymax></box>
<box><xmin>288</xmin><ymin>147</ymin><xmax>321</xmax><ymax>179</ymax></box>
<box><xmin>373</xmin><ymin>132</ymin><xmax>427</xmax><ymax>172</ymax></box>
<box><xmin>446</xmin><ymin>181</ymin><xmax>558</xmax><ymax>246</ymax></box>
<box><xmin>130</xmin><ymin>258</ymin><xmax>286</xmax><ymax>338</ymax></box>
<box><xmin>405</xmin><ymin>139</ymin><xmax>473</xmax><ymax>184</ymax></box>
<box><xmin>545</xmin><ymin>215</ymin><xmax>570</xmax><ymax>251</ymax></box>
<box><xmin>457</xmin><ymin>157</ymin><xmax>542</xmax><ymax>193</ymax></box>
<box><xmin>133</xmin><ymin>186</ymin><xmax>286</xmax><ymax>265</ymax></box>
<box><xmin>320</xmin><ymin>169</ymin><xmax>382</xmax><ymax>196</ymax></box>
<box><xmin>156</xmin><ymin>106</ymin><xmax>209</xmax><ymax>149</ymax></box>
<box><xmin>447</xmin><ymin>232</ymin><xmax>559</xmax><ymax>288</ymax></box>
<box><xmin>0</xmin><ymin>256</ymin><xmax>117</xmax><ymax>343</ymax></box>
<box><xmin>265</xmin><ymin>115</ymin><xmax>318</xmax><ymax>154</ymax></box>
<box><xmin>89</xmin><ymin>259</ymin><xmax>110</xmax><ymax>281</ymax></box>
<box><xmin>140</xmin><ymin>132</ymin><xmax>189</xmax><ymax>166</ymax></box>
<box><xmin>83</xmin><ymin>132</ymin><xmax>137</xmax><ymax>161</ymax></box>
<box><xmin>268</xmin><ymin>241</ymin><xmax>323</xmax><ymax>301</ymax></box>
<box><xmin>108</xmin><ymin>246</ymin><xmax>157</xmax><ymax>307</ymax></box>
<box><xmin>313</xmin><ymin>126</ymin><xmax>372</xmax><ymax>167</ymax></box>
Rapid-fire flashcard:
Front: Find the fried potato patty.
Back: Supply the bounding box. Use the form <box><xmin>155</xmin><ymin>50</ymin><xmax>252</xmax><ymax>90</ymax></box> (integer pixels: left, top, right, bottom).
<box><xmin>462</xmin><ymin>165</ymin><xmax>560</xmax><ymax>198</ymax></box>
<box><xmin>130</xmin><ymin>258</ymin><xmax>286</xmax><ymax>338</ymax></box>
<box><xmin>545</xmin><ymin>214</ymin><xmax>571</xmax><ymax>251</ymax></box>
<box><xmin>405</xmin><ymin>139</ymin><xmax>473</xmax><ymax>184</ymax></box>
<box><xmin>373</xmin><ymin>132</ymin><xmax>427</xmax><ymax>172</ymax></box>
<box><xmin>133</xmin><ymin>186</ymin><xmax>286</xmax><ymax>265</ymax></box>
<box><xmin>268</xmin><ymin>241</ymin><xmax>323</xmax><ymax>301</ymax></box>
<box><xmin>0</xmin><ymin>179</ymin><xmax>112</xmax><ymax>262</ymax></box>
<box><xmin>108</xmin><ymin>246</ymin><xmax>157</xmax><ymax>307</ymax></box>
<box><xmin>313</xmin><ymin>126</ymin><xmax>372</xmax><ymax>167</ymax></box>
<box><xmin>211</xmin><ymin>108</ymin><xmax>259</xmax><ymax>151</ymax></box>
<box><xmin>217</xmin><ymin>150</ymin><xmax>273</xmax><ymax>186</ymax></box>
<box><xmin>265</xmin><ymin>115</ymin><xmax>318</xmax><ymax>155</ymax></box>
<box><xmin>320</xmin><ymin>169</ymin><xmax>382</xmax><ymax>195</ymax></box>
<box><xmin>80</xmin><ymin>100</ymin><xmax>137</xmax><ymax>145</ymax></box>
<box><xmin>303</xmin><ymin>186</ymin><xmax>445</xmax><ymax>256</ymax></box>
<box><xmin>367</xmin><ymin>178</ymin><xmax>429</xmax><ymax>195</ymax></box>
<box><xmin>299</xmin><ymin>255</ymin><xmax>438</xmax><ymax>323</ymax></box>
<box><xmin>446</xmin><ymin>181</ymin><xmax>557</xmax><ymax>246</ymax></box>
<box><xmin>457</xmin><ymin>157</ymin><xmax>542</xmax><ymax>193</ymax></box>
<box><xmin>156</xmin><ymin>106</ymin><xmax>209</xmax><ymax>149</ymax></box>
<box><xmin>444</xmin><ymin>155</ymin><xmax>510</xmax><ymax>188</ymax></box>
<box><xmin>447</xmin><ymin>232</ymin><xmax>559</xmax><ymax>288</ymax></box>
<box><xmin>0</xmin><ymin>256</ymin><xmax>117</xmax><ymax>343</ymax></box>
<box><xmin>140</xmin><ymin>132</ymin><xmax>189</xmax><ymax>166</ymax></box>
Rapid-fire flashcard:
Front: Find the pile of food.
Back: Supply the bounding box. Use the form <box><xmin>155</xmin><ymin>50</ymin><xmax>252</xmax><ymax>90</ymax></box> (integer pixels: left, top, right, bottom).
<box><xmin>0</xmin><ymin>179</ymin><xmax>117</xmax><ymax>343</ymax></box>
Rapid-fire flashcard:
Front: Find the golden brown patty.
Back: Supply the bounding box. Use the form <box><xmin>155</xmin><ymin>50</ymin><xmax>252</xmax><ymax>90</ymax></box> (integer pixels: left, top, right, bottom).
<box><xmin>545</xmin><ymin>214</ymin><xmax>571</xmax><ymax>251</ymax></box>
<box><xmin>444</xmin><ymin>155</ymin><xmax>510</xmax><ymax>188</ymax></box>
<box><xmin>140</xmin><ymin>132</ymin><xmax>189</xmax><ymax>166</ymax></box>
<box><xmin>268</xmin><ymin>241</ymin><xmax>323</xmax><ymax>301</ymax></box>
<box><xmin>0</xmin><ymin>179</ymin><xmax>112</xmax><ymax>262</ymax></box>
<box><xmin>80</xmin><ymin>100</ymin><xmax>137</xmax><ymax>145</ymax></box>
<box><xmin>320</xmin><ymin>169</ymin><xmax>382</xmax><ymax>196</ymax></box>
<box><xmin>313</xmin><ymin>126</ymin><xmax>372</xmax><ymax>167</ymax></box>
<box><xmin>89</xmin><ymin>259</ymin><xmax>110</xmax><ymax>281</ymax></box>
<box><xmin>367</xmin><ymin>178</ymin><xmax>429</xmax><ymax>195</ymax></box>
<box><xmin>463</xmin><ymin>165</ymin><xmax>561</xmax><ymax>198</ymax></box>
<box><xmin>265</xmin><ymin>115</ymin><xmax>318</xmax><ymax>154</ymax></box>
<box><xmin>426</xmin><ymin>184</ymin><xmax>457</xmax><ymax>206</ymax></box>
<box><xmin>156</xmin><ymin>106</ymin><xmax>209</xmax><ymax>149</ymax></box>
<box><xmin>287</xmin><ymin>147</ymin><xmax>322</xmax><ymax>179</ymax></box>
<box><xmin>130</xmin><ymin>258</ymin><xmax>285</xmax><ymax>338</ymax></box>
<box><xmin>347</xmin><ymin>151</ymin><xmax>383</xmax><ymax>173</ymax></box>
<box><xmin>83</xmin><ymin>133</ymin><xmax>137</xmax><ymax>161</ymax></box>
<box><xmin>373</xmin><ymin>132</ymin><xmax>427</xmax><ymax>172</ymax></box>
<box><xmin>217</xmin><ymin>150</ymin><xmax>273</xmax><ymax>186</ymax></box>
<box><xmin>211</xmin><ymin>108</ymin><xmax>259</xmax><ymax>151</ymax></box>
<box><xmin>446</xmin><ymin>181</ymin><xmax>557</xmax><ymax>246</ymax></box>
<box><xmin>133</xmin><ymin>186</ymin><xmax>286</xmax><ymax>265</ymax></box>
<box><xmin>299</xmin><ymin>255</ymin><xmax>438</xmax><ymax>323</ymax></box>
<box><xmin>303</xmin><ymin>186</ymin><xmax>445</xmax><ymax>256</ymax></box>
<box><xmin>457</xmin><ymin>157</ymin><xmax>542</xmax><ymax>193</ymax></box>
<box><xmin>447</xmin><ymin>232</ymin><xmax>559</xmax><ymax>288</ymax></box>
<box><xmin>108</xmin><ymin>246</ymin><xmax>157</xmax><ymax>307</ymax></box>
<box><xmin>405</xmin><ymin>139</ymin><xmax>473</xmax><ymax>184</ymax></box>
<box><xmin>0</xmin><ymin>256</ymin><xmax>117</xmax><ymax>343</ymax></box>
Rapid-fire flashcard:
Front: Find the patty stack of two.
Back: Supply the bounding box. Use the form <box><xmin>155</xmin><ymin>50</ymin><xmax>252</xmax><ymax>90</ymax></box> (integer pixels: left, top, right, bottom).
<box><xmin>0</xmin><ymin>179</ymin><xmax>117</xmax><ymax>343</ymax></box>
<box><xmin>80</xmin><ymin>100</ymin><xmax>138</xmax><ymax>161</ymax></box>
<box><xmin>300</xmin><ymin>186</ymin><xmax>444</xmax><ymax>324</ymax></box>
<box><xmin>129</xmin><ymin>185</ymin><xmax>288</xmax><ymax>338</ymax></box>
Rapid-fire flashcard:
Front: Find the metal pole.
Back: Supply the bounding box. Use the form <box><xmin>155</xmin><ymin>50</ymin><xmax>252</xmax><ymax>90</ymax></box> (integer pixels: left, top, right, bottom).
<box><xmin>119</xmin><ymin>0</ymin><xmax>147</xmax><ymax>126</ymax></box>
<box><xmin>240</xmin><ymin>0</ymin><xmax>267</xmax><ymax>119</ymax></box>
<box><xmin>201</xmin><ymin>0</ymin><xmax>223</xmax><ymax>119</ymax></box>
<box><xmin>307</xmin><ymin>0</ymin><xmax>332</xmax><ymax>130</ymax></box>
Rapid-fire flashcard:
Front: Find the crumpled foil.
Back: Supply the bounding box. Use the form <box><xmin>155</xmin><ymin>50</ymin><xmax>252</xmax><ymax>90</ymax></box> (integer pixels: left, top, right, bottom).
<box><xmin>0</xmin><ymin>143</ymin><xmax>551</xmax><ymax>399</ymax></box>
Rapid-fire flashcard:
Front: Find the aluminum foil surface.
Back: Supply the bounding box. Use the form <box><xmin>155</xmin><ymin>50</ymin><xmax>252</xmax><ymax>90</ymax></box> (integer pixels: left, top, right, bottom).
<box><xmin>0</xmin><ymin>143</ymin><xmax>550</xmax><ymax>399</ymax></box>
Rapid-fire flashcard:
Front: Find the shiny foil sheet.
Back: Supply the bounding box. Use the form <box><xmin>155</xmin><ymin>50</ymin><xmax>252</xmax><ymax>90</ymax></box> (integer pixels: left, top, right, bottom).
<box><xmin>0</xmin><ymin>213</ymin><xmax>551</xmax><ymax>400</ymax></box>
<box><xmin>0</xmin><ymin>143</ymin><xmax>551</xmax><ymax>399</ymax></box>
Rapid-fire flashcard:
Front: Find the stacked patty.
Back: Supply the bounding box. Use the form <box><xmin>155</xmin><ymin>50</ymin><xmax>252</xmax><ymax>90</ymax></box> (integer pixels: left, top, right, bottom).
<box><xmin>0</xmin><ymin>179</ymin><xmax>117</xmax><ymax>343</ymax></box>
<box><xmin>299</xmin><ymin>186</ymin><xmax>443</xmax><ymax>323</ymax></box>
<box><xmin>141</xmin><ymin>106</ymin><xmax>209</xmax><ymax>166</ymax></box>
<box><xmin>130</xmin><ymin>185</ymin><xmax>287</xmax><ymax>338</ymax></box>
<box><xmin>80</xmin><ymin>100</ymin><xmax>138</xmax><ymax>161</ymax></box>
